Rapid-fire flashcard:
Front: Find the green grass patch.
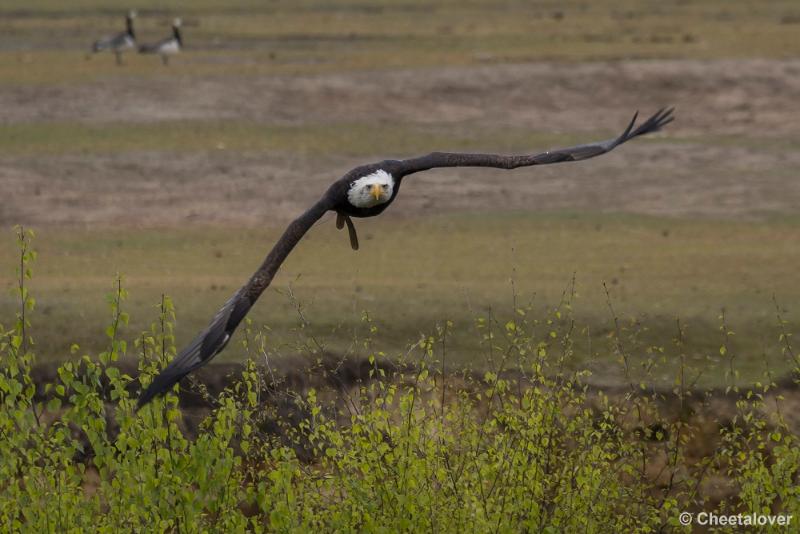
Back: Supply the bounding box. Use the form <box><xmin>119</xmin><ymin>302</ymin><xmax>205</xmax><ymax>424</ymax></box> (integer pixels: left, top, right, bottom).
<box><xmin>3</xmin><ymin>213</ymin><xmax>799</xmax><ymax>386</ymax></box>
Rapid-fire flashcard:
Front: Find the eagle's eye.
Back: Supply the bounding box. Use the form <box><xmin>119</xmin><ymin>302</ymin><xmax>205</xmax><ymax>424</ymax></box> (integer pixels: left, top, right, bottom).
<box><xmin>382</xmin><ymin>184</ymin><xmax>389</xmax><ymax>190</ymax></box>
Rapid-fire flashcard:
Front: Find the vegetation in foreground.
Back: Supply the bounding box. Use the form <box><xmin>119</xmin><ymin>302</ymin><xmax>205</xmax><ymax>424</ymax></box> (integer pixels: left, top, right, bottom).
<box><xmin>3</xmin><ymin>228</ymin><xmax>800</xmax><ymax>532</ymax></box>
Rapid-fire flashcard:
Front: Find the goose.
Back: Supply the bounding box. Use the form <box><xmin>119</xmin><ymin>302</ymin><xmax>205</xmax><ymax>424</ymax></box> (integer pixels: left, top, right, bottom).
<box><xmin>137</xmin><ymin>108</ymin><xmax>675</xmax><ymax>408</ymax></box>
<box><xmin>90</xmin><ymin>10</ymin><xmax>137</xmax><ymax>65</ymax></box>
<box><xmin>139</xmin><ymin>18</ymin><xmax>183</xmax><ymax>65</ymax></box>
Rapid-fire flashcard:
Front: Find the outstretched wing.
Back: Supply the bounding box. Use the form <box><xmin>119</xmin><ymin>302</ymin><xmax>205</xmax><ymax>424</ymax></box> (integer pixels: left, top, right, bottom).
<box><xmin>138</xmin><ymin>107</ymin><xmax>674</xmax><ymax>408</ymax></box>
<box><xmin>137</xmin><ymin>198</ymin><xmax>332</xmax><ymax>408</ymax></box>
<box><xmin>391</xmin><ymin>108</ymin><xmax>673</xmax><ymax>177</ymax></box>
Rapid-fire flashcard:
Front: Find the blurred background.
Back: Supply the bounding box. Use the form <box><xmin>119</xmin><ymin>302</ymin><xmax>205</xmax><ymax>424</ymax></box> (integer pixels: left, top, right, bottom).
<box><xmin>1</xmin><ymin>0</ymin><xmax>799</xmax><ymax>386</ymax></box>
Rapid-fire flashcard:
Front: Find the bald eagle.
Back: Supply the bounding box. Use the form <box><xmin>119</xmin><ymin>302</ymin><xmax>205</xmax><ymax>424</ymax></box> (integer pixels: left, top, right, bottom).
<box><xmin>137</xmin><ymin>108</ymin><xmax>674</xmax><ymax>407</ymax></box>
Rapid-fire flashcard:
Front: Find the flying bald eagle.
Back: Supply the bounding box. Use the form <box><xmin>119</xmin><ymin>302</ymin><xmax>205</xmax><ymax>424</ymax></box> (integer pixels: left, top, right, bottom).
<box><xmin>137</xmin><ymin>108</ymin><xmax>674</xmax><ymax>408</ymax></box>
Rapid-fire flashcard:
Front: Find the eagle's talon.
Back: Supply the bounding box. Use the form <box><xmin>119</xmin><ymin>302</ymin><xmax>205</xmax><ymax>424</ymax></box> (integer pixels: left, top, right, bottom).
<box><xmin>344</xmin><ymin>215</ymin><xmax>359</xmax><ymax>251</ymax></box>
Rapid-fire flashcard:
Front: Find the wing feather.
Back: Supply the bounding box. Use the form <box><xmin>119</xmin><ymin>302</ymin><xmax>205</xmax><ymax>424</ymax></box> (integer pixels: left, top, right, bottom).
<box><xmin>393</xmin><ymin>108</ymin><xmax>674</xmax><ymax>176</ymax></box>
<box><xmin>137</xmin><ymin>199</ymin><xmax>332</xmax><ymax>408</ymax></box>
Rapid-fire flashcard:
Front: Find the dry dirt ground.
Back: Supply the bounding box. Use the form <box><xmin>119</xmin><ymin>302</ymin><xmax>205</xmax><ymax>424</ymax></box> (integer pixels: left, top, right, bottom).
<box><xmin>3</xmin><ymin>58</ymin><xmax>800</xmax><ymax>227</ymax></box>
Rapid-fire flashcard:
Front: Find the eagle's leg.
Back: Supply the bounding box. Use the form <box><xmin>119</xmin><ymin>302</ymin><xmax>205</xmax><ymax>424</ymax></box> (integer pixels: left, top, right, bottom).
<box><xmin>344</xmin><ymin>216</ymin><xmax>359</xmax><ymax>250</ymax></box>
<box><xmin>335</xmin><ymin>213</ymin><xmax>359</xmax><ymax>250</ymax></box>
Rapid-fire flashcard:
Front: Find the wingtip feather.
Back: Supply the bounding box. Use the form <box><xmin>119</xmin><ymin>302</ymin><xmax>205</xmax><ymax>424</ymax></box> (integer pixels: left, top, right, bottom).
<box><xmin>136</xmin><ymin>369</ymin><xmax>182</xmax><ymax>409</ymax></box>
<box><xmin>626</xmin><ymin>111</ymin><xmax>639</xmax><ymax>134</ymax></box>
<box><xmin>615</xmin><ymin>111</ymin><xmax>638</xmax><ymax>145</ymax></box>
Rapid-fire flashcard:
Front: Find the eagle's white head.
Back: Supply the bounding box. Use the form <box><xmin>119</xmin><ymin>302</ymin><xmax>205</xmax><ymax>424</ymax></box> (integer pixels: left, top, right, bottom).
<box><xmin>347</xmin><ymin>169</ymin><xmax>394</xmax><ymax>208</ymax></box>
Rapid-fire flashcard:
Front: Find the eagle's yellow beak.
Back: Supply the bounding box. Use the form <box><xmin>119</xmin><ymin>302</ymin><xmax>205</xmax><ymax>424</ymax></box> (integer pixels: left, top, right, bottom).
<box><xmin>370</xmin><ymin>183</ymin><xmax>383</xmax><ymax>201</ymax></box>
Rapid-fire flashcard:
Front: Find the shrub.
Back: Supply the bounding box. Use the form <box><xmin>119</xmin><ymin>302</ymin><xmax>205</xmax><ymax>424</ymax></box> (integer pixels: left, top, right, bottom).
<box><xmin>1</xmin><ymin>227</ymin><xmax>798</xmax><ymax>532</ymax></box>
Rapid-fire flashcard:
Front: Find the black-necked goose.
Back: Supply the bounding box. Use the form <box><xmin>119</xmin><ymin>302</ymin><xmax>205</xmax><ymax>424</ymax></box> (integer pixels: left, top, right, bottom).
<box><xmin>139</xmin><ymin>18</ymin><xmax>182</xmax><ymax>65</ymax></box>
<box><xmin>90</xmin><ymin>10</ymin><xmax>137</xmax><ymax>65</ymax></box>
<box><xmin>136</xmin><ymin>108</ymin><xmax>675</xmax><ymax>408</ymax></box>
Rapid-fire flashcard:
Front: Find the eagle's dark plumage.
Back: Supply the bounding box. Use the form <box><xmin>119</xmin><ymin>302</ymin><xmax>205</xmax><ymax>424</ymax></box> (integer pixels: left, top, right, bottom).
<box><xmin>137</xmin><ymin>107</ymin><xmax>674</xmax><ymax>408</ymax></box>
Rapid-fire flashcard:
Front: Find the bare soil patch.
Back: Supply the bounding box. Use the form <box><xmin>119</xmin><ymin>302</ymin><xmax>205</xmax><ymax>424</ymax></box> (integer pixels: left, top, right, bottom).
<box><xmin>3</xmin><ymin>59</ymin><xmax>800</xmax><ymax>132</ymax></box>
<box><xmin>3</xmin><ymin>59</ymin><xmax>800</xmax><ymax>227</ymax></box>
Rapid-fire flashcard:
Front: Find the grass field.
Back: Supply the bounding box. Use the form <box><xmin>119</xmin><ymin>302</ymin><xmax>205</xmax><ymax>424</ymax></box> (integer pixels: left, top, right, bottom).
<box><xmin>2</xmin><ymin>0</ymin><xmax>800</xmax><ymax>387</ymax></box>
<box><xmin>2</xmin><ymin>0</ymin><xmax>800</xmax><ymax>86</ymax></box>
<box><xmin>3</xmin><ymin>212</ymin><xmax>799</xmax><ymax>386</ymax></box>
